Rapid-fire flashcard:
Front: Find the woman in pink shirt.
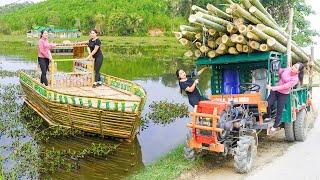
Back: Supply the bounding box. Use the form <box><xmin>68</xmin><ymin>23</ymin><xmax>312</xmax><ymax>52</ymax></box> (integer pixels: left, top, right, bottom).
<box><xmin>266</xmin><ymin>62</ymin><xmax>304</xmax><ymax>133</ymax></box>
<box><xmin>38</xmin><ymin>30</ymin><xmax>56</xmax><ymax>86</ymax></box>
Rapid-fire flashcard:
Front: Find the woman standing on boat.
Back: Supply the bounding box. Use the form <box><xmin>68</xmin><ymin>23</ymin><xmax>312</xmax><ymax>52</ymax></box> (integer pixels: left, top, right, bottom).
<box><xmin>87</xmin><ymin>29</ymin><xmax>104</xmax><ymax>88</ymax></box>
<box><xmin>38</xmin><ymin>30</ymin><xmax>56</xmax><ymax>86</ymax></box>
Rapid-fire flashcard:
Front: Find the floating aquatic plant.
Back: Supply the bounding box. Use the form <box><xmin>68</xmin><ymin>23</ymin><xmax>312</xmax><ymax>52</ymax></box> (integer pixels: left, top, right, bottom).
<box><xmin>0</xmin><ymin>83</ymin><xmax>119</xmax><ymax>179</ymax></box>
<box><xmin>139</xmin><ymin>100</ymin><xmax>189</xmax><ymax>129</ymax></box>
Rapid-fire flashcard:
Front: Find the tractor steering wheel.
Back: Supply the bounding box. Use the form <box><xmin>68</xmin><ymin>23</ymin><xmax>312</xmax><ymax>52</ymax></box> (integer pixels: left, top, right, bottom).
<box><xmin>239</xmin><ymin>83</ymin><xmax>260</xmax><ymax>92</ymax></box>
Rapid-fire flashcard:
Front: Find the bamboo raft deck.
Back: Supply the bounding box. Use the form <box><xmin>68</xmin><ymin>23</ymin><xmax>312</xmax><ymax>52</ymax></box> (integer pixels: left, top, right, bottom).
<box><xmin>53</xmin><ymin>85</ymin><xmax>141</xmax><ymax>101</ymax></box>
<box><xmin>20</xmin><ymin>45</ymin><xmax>146</xmax><ymax>140</ymax></box>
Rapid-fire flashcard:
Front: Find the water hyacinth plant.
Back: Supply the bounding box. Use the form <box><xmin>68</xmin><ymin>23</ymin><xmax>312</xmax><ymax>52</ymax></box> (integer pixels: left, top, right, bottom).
<box><xmin>0</xmin><ymin>83</ymin><xmax>119</xmax><ymax>179</ymax></box>
<box><xmin>140</xmin><ymin>100</ymin><xmax>189</xmax><ymax>128</ymax></box>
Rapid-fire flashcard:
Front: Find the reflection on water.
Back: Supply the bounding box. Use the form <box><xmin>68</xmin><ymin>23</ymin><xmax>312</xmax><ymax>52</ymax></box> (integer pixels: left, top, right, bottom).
<box><xmin>44</xmin><ymin>136</ymin><xmax>143</xmax><ymax>180</ymax></box>
<box><xmin>0</xmin><ymin>43</ymin><xmax>211</xmax><ymax>178</ymax></box>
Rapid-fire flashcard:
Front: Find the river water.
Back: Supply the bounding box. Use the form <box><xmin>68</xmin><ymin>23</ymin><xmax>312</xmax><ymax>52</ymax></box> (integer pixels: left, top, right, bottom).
<box><xmin>0</xmin><ymin>42</ymin><xmax>211</xmax><ymax>179</ymax></box>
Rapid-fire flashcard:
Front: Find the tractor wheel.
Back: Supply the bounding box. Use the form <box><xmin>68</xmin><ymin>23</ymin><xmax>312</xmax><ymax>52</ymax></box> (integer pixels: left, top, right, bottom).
<box><xmin>234</xmin><ymin>136</ymin><xmax>257</xmax><ymax>174</ymax></box>
<box><xmin>294</xmin><ymin>109</ymin><xmax>308</xmax><ymax>141</ymax></box>
<box><xmin>184</xmin><ymin>130</ymin><xmax>195</xmax><ymax>161</ymax></box>
<box><xmin>284</xmin><ymin>122</ymin><xmax>295</xmax><ymax>142</ymax></box>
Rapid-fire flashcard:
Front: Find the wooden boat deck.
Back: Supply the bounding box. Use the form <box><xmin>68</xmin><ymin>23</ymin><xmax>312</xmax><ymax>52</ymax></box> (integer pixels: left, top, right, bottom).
<box><xmin>51</xmin><ymin>85</ymin><xmax>141</xmax><ymax>101</ymax></box>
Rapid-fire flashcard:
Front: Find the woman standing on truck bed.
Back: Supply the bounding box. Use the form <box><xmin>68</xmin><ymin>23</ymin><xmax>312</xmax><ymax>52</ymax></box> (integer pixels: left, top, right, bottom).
<box><xmin>266</xmin><ymin>62</ymin><xmax>304</xmax><ymax>133</ymax></box>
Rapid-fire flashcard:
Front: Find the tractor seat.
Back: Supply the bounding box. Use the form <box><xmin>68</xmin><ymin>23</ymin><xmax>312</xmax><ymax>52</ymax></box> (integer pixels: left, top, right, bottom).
<box><xmin>252</xmin><ymin>68</ymin><xmax>268</xmax><ymax>99</ymax></box>
<box><xmin>223</xmin><ymin>69</ymin><xmax>240</xmax><ymax>94</ymax></box>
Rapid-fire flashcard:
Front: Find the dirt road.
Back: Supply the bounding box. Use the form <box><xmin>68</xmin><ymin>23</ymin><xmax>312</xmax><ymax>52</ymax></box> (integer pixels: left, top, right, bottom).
<box><xmin>247</xmin><ymin>87</ymin><xmax>320</xmax><ymax>180</ymax></box>
<box><xmin>179</xmin><ymin>87</ymin><xmax>320</xmax><ymax>180</ymax></box>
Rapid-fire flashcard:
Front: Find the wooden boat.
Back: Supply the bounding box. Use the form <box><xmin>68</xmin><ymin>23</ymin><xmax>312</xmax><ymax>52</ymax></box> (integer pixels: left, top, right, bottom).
<box><xmin>19</xmin><ymin>44</ymin><xmax>146</xmax><ymax>141</ymax></box>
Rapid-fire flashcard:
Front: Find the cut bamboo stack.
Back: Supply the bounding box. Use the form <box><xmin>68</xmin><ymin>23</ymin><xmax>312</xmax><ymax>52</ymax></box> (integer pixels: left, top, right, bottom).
<box><xmin>175</xmin><ymin>0</ymin><xmax>310</xmax><ymax>63</ymax></box>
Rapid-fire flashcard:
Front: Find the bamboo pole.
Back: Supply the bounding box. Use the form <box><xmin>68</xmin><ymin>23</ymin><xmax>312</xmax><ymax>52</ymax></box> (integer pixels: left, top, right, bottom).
<box><xmin>208</xmin><ymin>50</ymin><xmax>217</xmax><ymax>58</ymax></box>
<box><xmin>189</xmin><ymin>15</ymin><xmax>227</xmax><ymax>32</ymax></box>
<box><xmin>208</xmin><ymin>39</ymin><xmax>217</xmax><ymax>48</ymax></box>
<box><xmin>180</xmin><ymin>25</ymin><xmax>202</xmax><ymax>32</ymax></box>
<box><xmin>249</xmin><ymin>6</ymin><xmax>278</xmax><ymax>30</ymax></box>
<box><xmin>287</xmin><ymin>7</ymin><xmax>294</xmax><ymax>66</ymax></box>
<box><xmin>241</xmin><ymin>0</ymin><xmax>253</xmax><ymax>10</ymax></box>
<box><xmin>230</xmin><ymin>34</ymin><xmax>238</xmax><ymax>43</ymax></box>
<box><xmin>194</xmin><ymin>50</ymin><xmax>202</xmax><ymax>57</ymax></box>
<box><xmin>228</xmin><ymin>47</ymin><xmax>239</xmax><ymax>55</ymax></box>
<box><xmin>236</xmin><ymin>34</ymin><xmax>247</xmax><ymax>44</ymax></box>
<box><xmin>250</xmin><ymin>0</ymin><xmax>278</xmax><ymax>25</ymax></box>
<box><xmin>200</xmin><ymin>45</ymin><xmax>210</xmax><ymax>53</ymax></box>
<box><xmin>195</xmin><ymin>33</ymin><xmax>203</xmax><ymax>41</ymax></box>
<box><xmin>230</xmin><ymin>4</ymin><xmax>261</xmax><ymax>24</ymax></box>
<box><xmin>216</xmin><ymin>49</ymin><xmax>226</xmax><ymax>55</ymax></box>
<box><xmin>233</xmin><ymin>18</ymin><xmax>245</xmax><ymax>26</ymax></box>
<box><xmin>191</xmin><ymin>5</ymin><xmax>209</xmax><ymax>14</ymax></box>
<box><xmin>238</xmin><ymin>25</ymin><xmax>247</xmax><ymax>35</ymax></box>
<box><xmin>196</xmin><ymin>12</ymin><xmax>232</xmax><ymax>26</ymax></box>
<box><xmin>256</xmin><ymin>24</ymin><xmax>309</xmax><ymax>62</ymax></box>
<box><xmin>242</xmin><ymin>45</ymin><xmax>252</xmax><ymax>53</ymax></box>
<box><xmin>217</xmin><ymin>43</ymin><xmax>228</xmax><ymax>52</ymax></box>
<box><xmin>182</xmin><ymin>31</ymin><xmax>197</xmax><ymax>41</ymax></box>
<box><xmin>308</xmin><ymin>47</ymin><xmax>314</xmax><ymax>87</ymax></box>
<box><xmin>207</xmin><ymin>4</ymin><xmax>232</xmax><ymax>20</ymax></box>
<box><xmin>219</xmin><ymin>32</ymin><xmax>226</xmax><ymax>36</ymax></box>
<box><xmin>267</xmin><ymin>37</ymin><xmax>299</xmax><ymax>60</ymax></box>
<box><xmin>222</xmin><ymin>35</ymin><xmax>235</xmax><ymax>46</ymax></box>
<box><xmin>208</xmin><ymin>29</ymin><xmax>217</xmax><ymax>36</ymax></box>
<box><xmin>236</xmin><ymin>44</ymin><xmax>243</xmax><ymax>52</ymax></box>
<box><xmin>246</xmin><ymin>31</ymin><xmax>261</xmax><ymax>41</ymax></box>
<box><xmin>184</xmin><ymin>50</ymin><xmax>194</xmax><ymax>57</ymax></box>
<box><xmin>216</xmin><ymin>37</ymin><xmax>223</xmax><ymax>45</ymax></box>
<box><xmin>267</xmin><ymin>38</ymin><xmax>285</xmax><ymax>52</ymax></box>
<box><xmin>259</xmin><ymin>44</ymin><xmax>269</xmax><ymax>51</ymax></box>
<box><xmin>179</xmin><ymin>38</ymin><xmax>193</xmax><ymax>48</ymax></box>
<box><xmin>227</xmin><ymin>23</ymin><xmax>238</xmax><ymax>34</ymax></box>
<box><xmin>247</xmin><ymin>25</ymin><xmax>269</xmax><ymax>40</ymax></box>
<box><xmin>174</xmin><ymin>32</ymin><xmax>182</xmax><ymax>39</ymax></box>
<box><xmin>249</xmin><ymin>40</ymin><xmax>260</xmax><ymax>50</ymax></box>
<box><xmin>195</xmin><ymin>42</ymin><xmax>202</xmax><ymax>49</ymax></box>
<box><xmin>226</xmin><ymin>7</ymin><xmax>234</xmax><ymax>15</ymax></box>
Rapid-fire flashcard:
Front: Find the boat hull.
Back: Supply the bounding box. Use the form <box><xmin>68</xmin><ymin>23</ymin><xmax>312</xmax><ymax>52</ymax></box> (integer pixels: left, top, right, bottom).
<box><xmin>20</xmin><ymin>72</ymin><xmax>146</xmax><ymax>140</ymax></box>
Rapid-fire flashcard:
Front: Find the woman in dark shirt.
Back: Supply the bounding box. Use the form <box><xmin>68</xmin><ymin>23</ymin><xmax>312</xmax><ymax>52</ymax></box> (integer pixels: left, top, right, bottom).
<box><xmin>176</xmin><ymin>67</ymin><xmax>208</xmax><ymax>107</ymax></box>
<box><xmin>87</xmin><ymin>29</ymin><xmax>104</xmax><ymax>88</ymax></box>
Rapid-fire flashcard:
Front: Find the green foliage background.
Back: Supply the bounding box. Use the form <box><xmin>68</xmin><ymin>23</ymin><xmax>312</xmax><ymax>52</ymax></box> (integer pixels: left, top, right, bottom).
<box><xmin>0</xmin><ymin>0</ymin><xmax>317</xmax><ymax>46</ymax></box>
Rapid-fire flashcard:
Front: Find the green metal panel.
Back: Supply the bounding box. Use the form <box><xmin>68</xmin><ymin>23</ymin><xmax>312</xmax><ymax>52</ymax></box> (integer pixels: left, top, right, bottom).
<box><xmin>281</xmin><ymin>94</ymin><xmax>292</xmax><ymax>123</ymax></box>
<box><xmin>281</xmin><ymin>87</ymin><xmax>309</xmax><ymax>123</ymax></box>
<box><xmin>211</xmin><ymin>65</ymin><xmax>222</xmax><ymax>94</ymax></box>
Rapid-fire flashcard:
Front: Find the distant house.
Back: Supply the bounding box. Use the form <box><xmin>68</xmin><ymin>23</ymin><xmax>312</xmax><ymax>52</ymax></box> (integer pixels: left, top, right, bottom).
<box><xmin>27</xmin><ymin>26</ymin><xmax>81</xmax><ymax>38</ymax></box>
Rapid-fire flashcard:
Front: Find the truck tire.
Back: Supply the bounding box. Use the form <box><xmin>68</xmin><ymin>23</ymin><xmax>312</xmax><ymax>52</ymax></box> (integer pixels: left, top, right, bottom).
<box><xmin>284</xmin><ymin>122</ymin><xmax>295</xmax><ymax>142</ymax></box>
<box><xmin>294</xmin><ymin>109</ymin><xmax>308</xmax><ymax>141</ymax></box>
<box><xmin>184</xmin><ymin>130</ymin><xmax>195</xmax><ymax>161</ymax></box>
<box><xmin>234</xmin><ymin>136</ymin><xmax>257</xmax><ymax>174</ymax></box>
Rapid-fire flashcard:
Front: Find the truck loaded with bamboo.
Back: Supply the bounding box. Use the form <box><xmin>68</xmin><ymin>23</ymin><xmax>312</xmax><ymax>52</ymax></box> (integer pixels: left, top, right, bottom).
<box><xmin>174</xmin><ymin>0</ymin><xmax>320</xmax><ymax>71</ymax></box>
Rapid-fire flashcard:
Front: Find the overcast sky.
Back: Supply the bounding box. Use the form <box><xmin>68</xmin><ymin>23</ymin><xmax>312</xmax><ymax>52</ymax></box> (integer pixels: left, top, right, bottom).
<box><xmin>1</xmin><ymin>0</ymin><xmax>319</xmax><ymax>58</ymax></box>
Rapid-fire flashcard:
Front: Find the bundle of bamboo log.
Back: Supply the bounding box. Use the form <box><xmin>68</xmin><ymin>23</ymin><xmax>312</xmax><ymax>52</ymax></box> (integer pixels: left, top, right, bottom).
<box><xmin>175</xmin><ymin>0</ymin><xmax>310</xmax><ymax>63</ymax></box>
